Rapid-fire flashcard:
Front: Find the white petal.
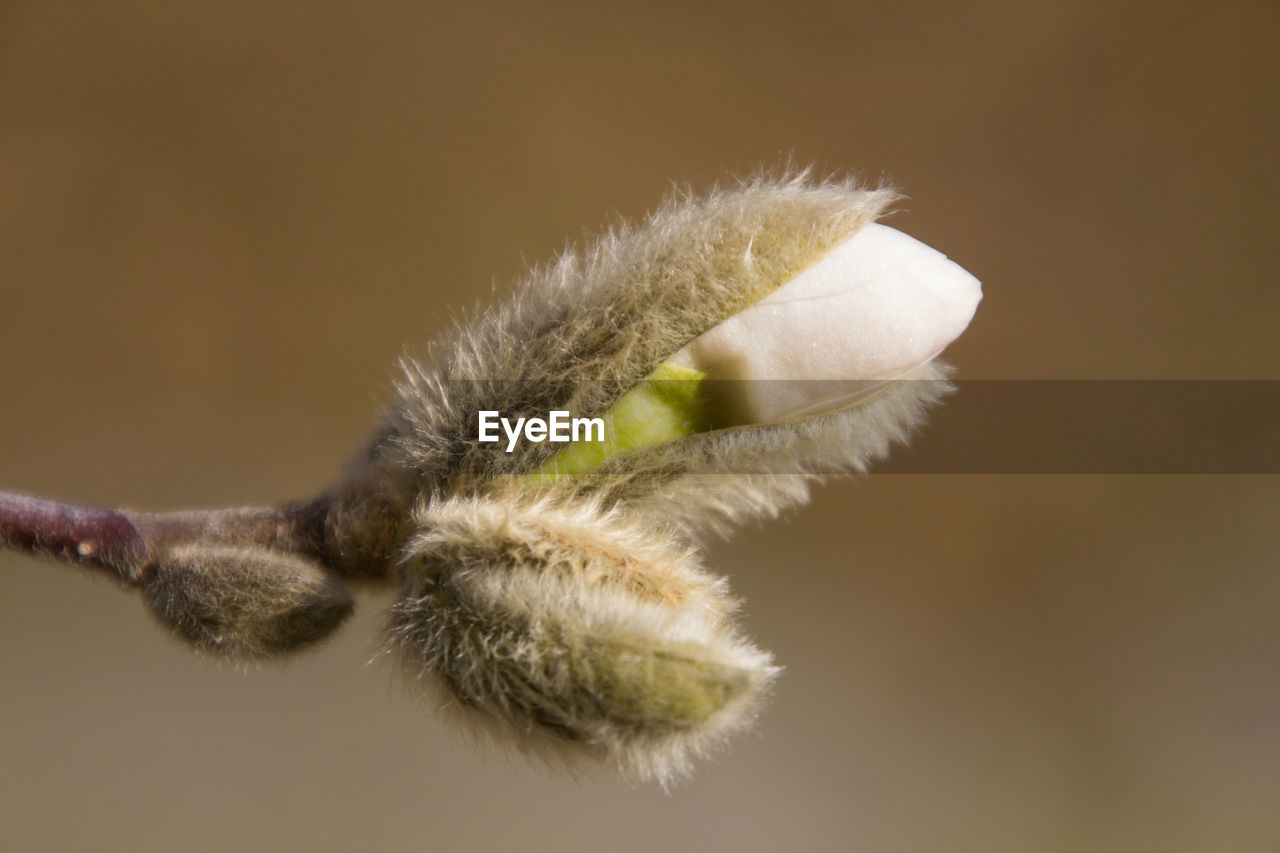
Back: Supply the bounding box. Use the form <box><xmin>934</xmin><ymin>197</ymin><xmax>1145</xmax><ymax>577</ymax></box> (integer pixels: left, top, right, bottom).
<box><xmin>668</xmin><ymin>223</ymin><xmax>981</xmax><ymax>423</ymax></box>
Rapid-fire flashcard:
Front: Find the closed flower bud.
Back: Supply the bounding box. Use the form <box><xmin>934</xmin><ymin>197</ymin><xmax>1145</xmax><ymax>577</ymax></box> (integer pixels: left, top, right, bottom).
<box><xmin>390</xmin><ymin>492</ymin><xmax>778</xmax><ymax>784</ymax></box>
<box><xmin>143</xmin><ymin>545</ymin><xmax>354</xmax><ymax>659</ymax></box>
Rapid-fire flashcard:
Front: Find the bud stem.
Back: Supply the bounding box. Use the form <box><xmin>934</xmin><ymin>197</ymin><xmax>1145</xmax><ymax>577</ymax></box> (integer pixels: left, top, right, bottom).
<box><xmin>0</xmin><ymin>489</ymin><xmax>319</xmax><ymax>585</ymax></box>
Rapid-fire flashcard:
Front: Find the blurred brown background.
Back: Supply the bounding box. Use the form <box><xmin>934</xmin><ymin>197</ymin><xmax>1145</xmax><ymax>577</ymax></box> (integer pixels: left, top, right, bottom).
<box><xmin>2</xmin><ymin>2</ymin><xmax>1277</xmax><ymax>850</ymax></box>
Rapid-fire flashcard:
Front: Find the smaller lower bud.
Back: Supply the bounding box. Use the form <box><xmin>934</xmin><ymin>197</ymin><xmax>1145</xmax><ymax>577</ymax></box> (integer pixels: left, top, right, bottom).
<box><xmin>143</xmin><ymin>544</ymin><xmax>354</xmax><ymax>659</ymax></box>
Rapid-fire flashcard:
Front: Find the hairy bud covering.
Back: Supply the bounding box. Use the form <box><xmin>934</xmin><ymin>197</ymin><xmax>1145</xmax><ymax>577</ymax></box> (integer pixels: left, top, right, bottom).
<box><xmin>390</xmin><ymin>492</ymin><xmax>778</xmax><ymax>784</ymax></box>
<box><xmin>143</xmin><ymin>545</ymin><xmax>354</xmax><ymax>659</ymax></box>
<box><xmin>385</xmin><ymin>175</ymin><xmax>972</xmax><ymax>538</ymax></box>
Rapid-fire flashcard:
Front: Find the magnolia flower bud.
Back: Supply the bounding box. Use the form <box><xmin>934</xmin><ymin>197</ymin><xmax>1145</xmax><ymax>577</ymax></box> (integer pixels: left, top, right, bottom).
<box><xmin>509</xmin><ymin>192</ymin><xmax>980</xmax><ymax>536</ymax></box>
<box><xmin>143</xmin><ymin>545</ymin><xmax>354</xmax><ymax>659</ymax></box>
<box><xmin>380</xmin><ymin>173</ymin><xmax>980</xmax><ymax>780</ymax></box>
<box><xmin>390</xmin><ymin>492</ymin><xmax>778</xmax><ymax>784</ymax></box>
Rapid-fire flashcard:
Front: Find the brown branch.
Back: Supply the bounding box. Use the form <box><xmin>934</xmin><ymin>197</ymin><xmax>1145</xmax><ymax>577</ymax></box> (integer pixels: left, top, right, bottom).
<box><xmin>0</xmin><ymin>490</ymin><xmax>148</xmax><ymax>582</ymax></box>
<box><xmin>0</xmin><ymin>446</ymin><xmax>415</xmax><ymax>586</ymax></box>
<box><xmin>0</xmin><ymin>490</ymin><xmax>325</xmax><ymax>585</ymax></box>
